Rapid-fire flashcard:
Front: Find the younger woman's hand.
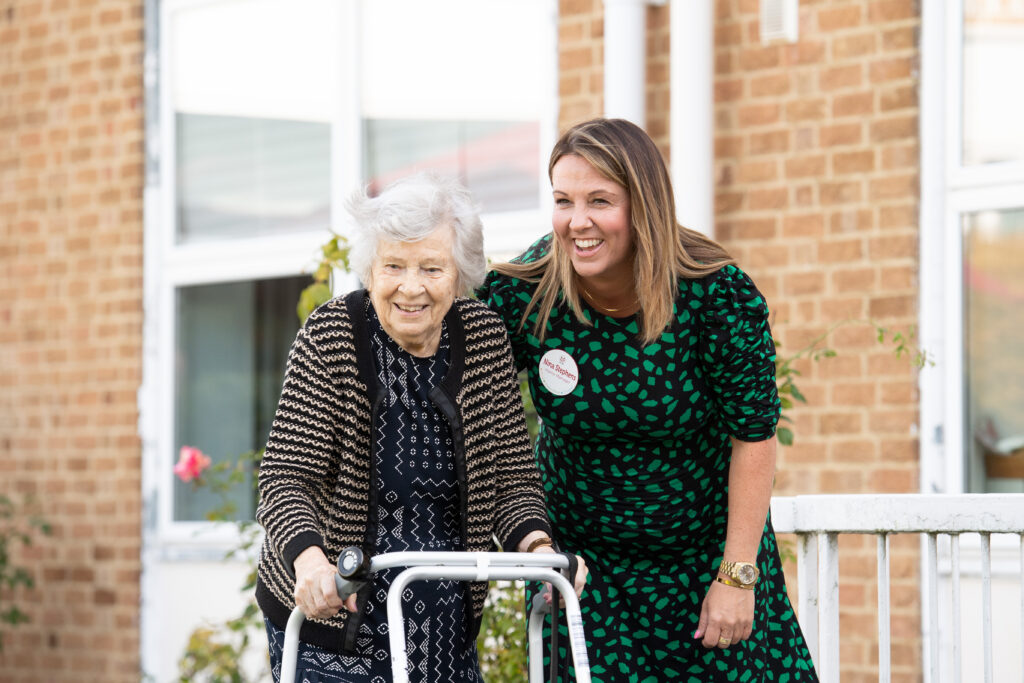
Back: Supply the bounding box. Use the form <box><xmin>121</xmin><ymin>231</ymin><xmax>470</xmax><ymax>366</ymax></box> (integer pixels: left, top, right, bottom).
<box><xmin>533</xmin><ymin>545</ymin><xmax>588</xmax><ymax>605</ymax></box>
<box><xmin>694</xmin><ymin>579</ymin><xmax>754</xmax><ymax>649</ymax></box>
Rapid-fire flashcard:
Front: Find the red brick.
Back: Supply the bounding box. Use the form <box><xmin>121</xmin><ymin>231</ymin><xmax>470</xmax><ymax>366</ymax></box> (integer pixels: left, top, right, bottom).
<box><xmin>748</xmin><ymin>187</ymin><xmax>789</xmax><ymax>209</ymax></box>
<box><xmin>881</xmin><ymin>143</ymin><xmax>919</xmax><ymax>170</ymax></box>
<box><xmin>819</xmin><ymin>238</ymin><xmax>866</xmax><ymax>263</ymax></box>
<box><xmin>820</xmin><ymin>181</ymin><xmax>864</xmax><ymax>205</ymax></box>
<box><xmin>738</xmin><ymin>46</ymin><xmax>781</xmax><ymax>70</ymax></box>
<box><xmin>821</xmin><ymin>123</ymin><xmax>863</xmax><ymax>147</ymax></box>
<box><xmin>880</xmin><ymin>205</ymin><xmax>917</xmax><ymax>229</ymax></box>
<box><xmin>880</xmin><ymin>85</ymin><xmax>916</xmax><ymax>111</ymax></box>
<box><xmin>738</xmin><ymin>103</ymin><xmax>781</xmax><ymax>126</ymax></box>
<box><xmin>785</xmin><ymin>154</ymin><xmax>826</xmax><ymax>178</ymax></box>
<box><xmin>784</xmin><ymin>272</ymin><xmax>825</xmax><ymax>296</ymax></box>
<box><xmin>833</xmin><ymin>150</ymin><xmax>876</xmax><ymax>174</ymax></box>
<box><xmin>736</xmin><ymin>159</ymin><xmax>779</xmax><ymax>183</ymax></box>
<box><xmin>829</xmin><ymin>209</ymin><xmax>874</xmax><ymax>234</ymax></box>
<box><xmin>869</xmin><ymin>56</ymin><xmax>915</xmax><ymax>84</ymax></box>
<box><xmin>832</xmin><ymin>268</ymin><xmax>876</xmax><ymax>293</ymax></box>
<box><xmin>785</xmin><ymin>98</ymin><xmax>827</xmax><ymax>121</ymax></box>
<box><xmin>869</xmin><ymin>0</ymin><xmax>917</xmax><ymax>23</ymax></box>
<box><xmin>882</xmin><ymin>26</ymin><xmax>917</xmax><ymax>52</ymax></box>
<box><xmin>750</xmin><ymin>73</ymin><xmax>791</xmax><ymax>97</ymax></box>
<box><xmin>869</xmin><ymin>173</ymin><xmax>918</xmax><ymax>201</ymax></box>
<box><xmin>821</xmin><ymin>64</ymin><xmax>863</xmax><ymax>90</ymax></box>
<box><xmin>818</xmin><ymin>6</ymin><xmax>863</xmax><ymax>31</ymax></box>
<box><xmin>833</xmin><ymin>92</ymin><xmax>875</xmax><ymax>117</ymax></box>
<box><xmin>749</xmin><ymin>130</ymin><xmax>790</xmax><ymax>155</ymax></box>
<box><xmin>833</xmin><ymin>33</ymin><xmax>878</xmax><ymax>60</ymax></box>
<box><xmin>782</xmin><ymin>213</ymin><xmax>825</xmax><ymax>238</ymax></box>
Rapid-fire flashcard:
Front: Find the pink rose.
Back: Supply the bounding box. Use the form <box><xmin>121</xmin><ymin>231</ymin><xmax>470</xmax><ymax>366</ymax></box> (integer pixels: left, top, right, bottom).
<box><xmin>174</xmin><ymin>446</ymin><xmax>212</xmax><ymax>483</ymax></box>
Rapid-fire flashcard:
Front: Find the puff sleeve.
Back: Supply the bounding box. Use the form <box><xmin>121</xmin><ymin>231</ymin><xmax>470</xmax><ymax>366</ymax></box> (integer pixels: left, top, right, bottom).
<box><xmin>697</xmin><ymin>265</ymin><xmax>781</xmax><ymax>441</ymax></box>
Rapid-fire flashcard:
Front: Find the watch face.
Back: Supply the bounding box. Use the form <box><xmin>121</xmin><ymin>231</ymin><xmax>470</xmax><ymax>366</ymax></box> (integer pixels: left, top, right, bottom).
<box><xmin>737</xmin><ymin>564</ymin><xmax>758</xmax><ymax>584</ymax></box>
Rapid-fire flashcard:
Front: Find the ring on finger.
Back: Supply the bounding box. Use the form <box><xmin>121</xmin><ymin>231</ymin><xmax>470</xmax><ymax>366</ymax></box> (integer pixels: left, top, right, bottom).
<box><xmin>718</xmin><ymin>636</ymin><xmax>731</xmax><ymax>647</ymax></box>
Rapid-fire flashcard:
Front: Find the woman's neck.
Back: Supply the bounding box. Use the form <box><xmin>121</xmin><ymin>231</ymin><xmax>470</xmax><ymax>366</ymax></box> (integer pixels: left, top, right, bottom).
<box><xmin>577</xmin><ymin>275</ymin><xmax>640</xmax><ymax>316</ymax></box>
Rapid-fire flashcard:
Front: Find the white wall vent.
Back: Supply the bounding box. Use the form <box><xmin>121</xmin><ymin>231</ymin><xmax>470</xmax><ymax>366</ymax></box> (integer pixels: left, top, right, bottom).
<box><xmin>760</xmin><ymin>0</ymin><xmax>799</xmax><ymax>44</ymax></box>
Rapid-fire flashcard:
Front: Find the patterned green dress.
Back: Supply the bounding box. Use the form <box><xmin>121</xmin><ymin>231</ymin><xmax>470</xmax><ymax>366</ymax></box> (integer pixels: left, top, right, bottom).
<box><xmin>481</xmin><ymin>237</ymin><xmax>817</xmax><ymax>682</ymax></box>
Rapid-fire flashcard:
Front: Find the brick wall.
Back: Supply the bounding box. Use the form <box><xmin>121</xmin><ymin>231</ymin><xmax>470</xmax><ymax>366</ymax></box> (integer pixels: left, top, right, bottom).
<box><xmin>556</xmin><ymin>0</ymin><xmax>671</xmax><ymax>153</ymax></box>
<box><xmin>713</xmin><ymin>1</ymin><xmax>922</xmax><ymax>681</ymax></box>
<box><xmin>0</xmin><ymin>1</ymin><xmax>145</xmax><ymax>681</ymax></box>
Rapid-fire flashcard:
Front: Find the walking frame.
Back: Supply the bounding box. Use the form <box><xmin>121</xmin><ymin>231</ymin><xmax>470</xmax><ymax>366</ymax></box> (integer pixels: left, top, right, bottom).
<box><xmin>280</xmin><ymin>548</ymin><xmax>592</xmax><ymax>683</ymax></box>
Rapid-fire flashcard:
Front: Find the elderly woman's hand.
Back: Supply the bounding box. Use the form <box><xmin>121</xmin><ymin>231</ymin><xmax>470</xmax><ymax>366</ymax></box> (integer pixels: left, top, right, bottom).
<box><xmin>293</xmin><ymin>546</ymin><xmax>353</xmax><ymax>619</ymax></box>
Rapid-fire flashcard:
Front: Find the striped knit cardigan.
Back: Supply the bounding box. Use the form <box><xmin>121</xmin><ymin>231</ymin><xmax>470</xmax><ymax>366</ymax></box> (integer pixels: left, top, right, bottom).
<box><xmin>255</xmin><ymin>289</ymin><xmax>552</xmax><ymax>653</ymax></box>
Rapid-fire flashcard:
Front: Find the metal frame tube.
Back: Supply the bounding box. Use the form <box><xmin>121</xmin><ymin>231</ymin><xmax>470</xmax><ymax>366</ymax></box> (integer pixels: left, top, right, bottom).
<box><xmin>280</xmin><ymin>552</ymin><xmax>589</xmax><ymax>683</ymax></box>
<box><xmin>528</xmin><ymin>592</ymin><xmax>551</xmax><ymax>682</ymax></box>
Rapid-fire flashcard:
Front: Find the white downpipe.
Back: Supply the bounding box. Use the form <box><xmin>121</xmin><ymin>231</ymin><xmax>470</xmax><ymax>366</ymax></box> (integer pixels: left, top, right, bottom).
<box><xmin>669</xmin><ymin>0</ymin><xmax>714</xmax><ymax>236</ymax></box>
<box><xmin>603</xmin><ymin>0</ymin><xmax>662</xmax><ymax>126</ymax></box>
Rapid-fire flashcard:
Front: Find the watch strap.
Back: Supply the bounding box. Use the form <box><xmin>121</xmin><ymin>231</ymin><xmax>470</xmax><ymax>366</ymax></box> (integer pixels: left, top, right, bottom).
<box><xmin>715</xmin><ymin>575</ymin><xmax>754</xmax><ymax>590</ymax></box>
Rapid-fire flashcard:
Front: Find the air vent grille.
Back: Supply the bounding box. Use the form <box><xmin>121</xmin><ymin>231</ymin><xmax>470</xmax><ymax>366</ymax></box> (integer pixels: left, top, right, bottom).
<box><xmin>761</xmin><ymin>0</ymin><xmax>799</xmax><ymax>44</ymax></box>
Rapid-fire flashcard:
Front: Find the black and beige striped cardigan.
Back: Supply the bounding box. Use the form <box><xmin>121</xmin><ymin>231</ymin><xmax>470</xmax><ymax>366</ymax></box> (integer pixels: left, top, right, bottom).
<box><xmin>255</xmin><ymin>289</ymin><xmax>552</xmax><ymax>653</ymax></box>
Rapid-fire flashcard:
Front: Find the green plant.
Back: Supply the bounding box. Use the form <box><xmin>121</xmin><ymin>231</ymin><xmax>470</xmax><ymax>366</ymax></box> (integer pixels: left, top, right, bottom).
<box><xmin>478</xmin><ymin>580</ymin><xmax>530</xmax><ymax>681</ymax></box>
<box><xmin>297</xmin><ymin>234</ymin><xmax>351</xmax><ymax>323</ymax></box>
<box><xmin>774</xmin><ymin>320</ymin><xmax>932</xmax><ymax>446</ymax></box>
<box><xmin>175</xmin><ymin>448</ymin><xmax>265</xmax><ymax>683</ymax></box>
<box><xmin>0</xmin><ymin>494</ymin><xmax>52</xmax><ymax>652</ymax></box>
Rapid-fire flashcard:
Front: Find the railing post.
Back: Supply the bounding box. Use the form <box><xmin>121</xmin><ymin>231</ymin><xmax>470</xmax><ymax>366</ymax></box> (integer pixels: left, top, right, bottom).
<box><xmin>980</xmin><ymin>533</ymin><xmax>992</xmax><ymax>683</ymax></box>
<box><xmin>951</xmin><ymin>534</ymin><xmax>961</xmax><ymax>683</ymax></box>
<box><xmin>926</xmin><ymin>533</ymin><xmax>939</xmax><ymax>683</ymax></box>
<box><xmin>877</xmin><ymin>533</ymin><xmax>891</xmax><ymax>683</ymax></box>
<box><xmin>797</xmin><ymin>532</ymin><xmax>819</xmax><ymax>667</ymax></box>
<box><xmin>818</xmin><ymin>532</ymin><xmax>839</xmax><ymax>682</ymax></box>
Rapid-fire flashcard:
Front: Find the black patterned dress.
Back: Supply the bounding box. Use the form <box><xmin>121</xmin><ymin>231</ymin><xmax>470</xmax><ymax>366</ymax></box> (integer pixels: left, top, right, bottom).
<box><xmin>267</xmin><ymin>304</ymin><xmax>481</xmax><ymax>683</ymax></box>
<box><xmin>480</xmin><ymin>237</ymin><xmax>817</xmax><ymax>682</ymax></box>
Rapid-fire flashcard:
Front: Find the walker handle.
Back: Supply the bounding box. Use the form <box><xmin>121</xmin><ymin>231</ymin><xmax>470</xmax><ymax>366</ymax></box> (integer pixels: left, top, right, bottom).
<box><xmin>334</xmin><ymin>546</ymin><xmax>371</xmax><ymax>599</ymax></box>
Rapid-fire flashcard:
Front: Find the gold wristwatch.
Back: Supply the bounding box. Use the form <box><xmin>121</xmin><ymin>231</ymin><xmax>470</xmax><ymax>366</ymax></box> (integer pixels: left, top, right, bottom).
<box><xmin>718</xmin><ymin>560</ymin><xmax>760</xmax><ymax>589</ymax></box>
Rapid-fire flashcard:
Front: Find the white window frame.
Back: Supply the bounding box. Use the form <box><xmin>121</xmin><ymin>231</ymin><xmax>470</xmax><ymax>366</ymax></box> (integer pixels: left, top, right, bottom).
<box><xmin>141</xmin><ymin>0</ymin><xmax>558</xmax><ymax>553</ymax></box>
<box><xmin>920</xmin><ymin>0</ymin><xmax>1024</xmax><ymax>499</ymax></box>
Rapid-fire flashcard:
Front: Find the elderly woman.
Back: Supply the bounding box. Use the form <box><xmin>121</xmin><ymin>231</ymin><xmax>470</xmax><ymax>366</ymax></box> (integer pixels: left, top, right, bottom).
<box><xmin>254</xmin><ymin>173</ymin><xmax>585</xmax><ymax>683</ymax></box>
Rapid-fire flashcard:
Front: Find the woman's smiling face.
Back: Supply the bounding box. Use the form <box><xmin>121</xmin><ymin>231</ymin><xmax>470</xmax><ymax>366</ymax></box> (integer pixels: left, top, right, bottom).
<box><xmin>550</xmin><ymin>153</ymin><xmax>634</xmax><ymax>286</ymax></box>
<box><xmin>367</xmin><ymin>225</ymin><xmax>458</xmax><ymax>357</ymax></box>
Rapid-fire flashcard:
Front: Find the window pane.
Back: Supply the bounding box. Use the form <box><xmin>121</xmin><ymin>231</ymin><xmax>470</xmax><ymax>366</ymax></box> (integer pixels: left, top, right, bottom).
<box><xmin>364</xmin><ymin>120</ymin><xmax>540</xmax><ymax>213</ymax></box>
<box><xmin>964</xmin><ymin>208</ymin><xmax>1024</xmax><ymax>493</ymax></box>
<box><xmin>173</xmin><ymin>276</ymin><xmax>307</xmax><ymax>521</ymax></box>
<box><xmin>170</xmin><ymin>0</ymin><xmax>339</xmax><ymax>243</ymax></box>
<box><xmin>176</xmin><ymin>113</ymin><xmax>330</xmax><ymax>242</ymax></box>
<box><xmin>962</xmin><ymin>1</ymin><xmax>1024</xmax><ymax>165</ymax></box>
<box><xmin>360</xmin><ymin>0</ymin><xmax>552</xmax><ymax>212</ymax></box>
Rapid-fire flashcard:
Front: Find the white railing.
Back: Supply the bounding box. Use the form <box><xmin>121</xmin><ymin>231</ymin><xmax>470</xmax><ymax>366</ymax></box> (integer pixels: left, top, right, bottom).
<box><xmin>770</xmin><ymin>494</ymin><xmax>1024</xmax><ymax>683</ymax></box>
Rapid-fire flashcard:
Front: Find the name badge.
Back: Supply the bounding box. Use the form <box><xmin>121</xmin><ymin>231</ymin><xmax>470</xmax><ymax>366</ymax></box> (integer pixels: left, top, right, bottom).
<box><xmin>538</xmin><ymin>349</ymin><xmax>579</xmax><ymax>396</ymax></box>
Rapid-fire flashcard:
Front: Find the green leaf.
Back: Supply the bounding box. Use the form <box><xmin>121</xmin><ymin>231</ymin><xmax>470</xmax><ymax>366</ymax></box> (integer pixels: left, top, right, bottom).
<box><xmin>777</xmin><ymin>426</ymin><xmax>794</xmax><ymax>446</ymax></box>
<box><xmin>297</xmin><ymin>282</ymin><xmax>333</xmax><ymax>323</ymax></box>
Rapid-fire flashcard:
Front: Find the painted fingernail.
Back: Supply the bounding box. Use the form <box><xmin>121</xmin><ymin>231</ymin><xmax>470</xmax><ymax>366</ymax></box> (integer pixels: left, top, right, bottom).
<box><xmin>693</xmin><ymin>630</ymin><xmax>702</xmax><ymax>638</ymax></box>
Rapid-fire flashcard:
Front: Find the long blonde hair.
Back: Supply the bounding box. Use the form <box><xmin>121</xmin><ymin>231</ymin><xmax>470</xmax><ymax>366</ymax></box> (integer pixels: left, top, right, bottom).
<box><xmin>494</xmin><ymin>118</ymin><xmax>735</xmax><ymax>345</ymax></box>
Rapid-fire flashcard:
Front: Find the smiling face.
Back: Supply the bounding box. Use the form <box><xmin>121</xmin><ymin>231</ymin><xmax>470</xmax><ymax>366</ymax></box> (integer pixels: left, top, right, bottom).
<box><xmin>551</xmin><ymin>154</ymin><xmax>634</xmax><ymax>287</ymax></box>
<box><xmin>367</xmin><ymin>225</ymin><xmax>458</xmax><ymax>357</ymax></box>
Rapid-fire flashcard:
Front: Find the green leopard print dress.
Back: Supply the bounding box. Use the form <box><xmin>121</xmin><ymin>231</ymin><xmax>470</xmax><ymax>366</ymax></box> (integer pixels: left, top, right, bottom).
<box><xmin>480</xmin><ymin>236</ymin><xmax>817</xmax><ymax>682</ymax></box>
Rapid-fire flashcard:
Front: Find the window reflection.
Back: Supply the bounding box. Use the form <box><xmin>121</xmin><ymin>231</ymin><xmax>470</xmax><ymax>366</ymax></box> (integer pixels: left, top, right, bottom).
<box><xmin>173</xmin><ymin>276</ymin><xmax>306</xmax><ymax>521</ymax></box>
<box><xmin>364</xmin><ymin>120</ymin><xmax>540</xmax><ymax>213</ymax></box>
<box><xmin>176</xmin><ymin>114</ymin><xmax>331</xmax><ymax>243</ymax></box>
<box><xmin>962</xmin><ymin>1</ymin><xmax>1024</xmax><ymax>165</ymax></box>
<box><xmin>964</xmin><ymin>208</ymin><xmax>1024</xmax><ymax>492</ymax></box>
